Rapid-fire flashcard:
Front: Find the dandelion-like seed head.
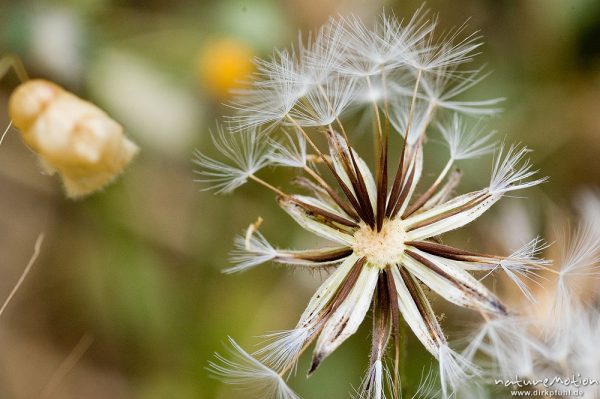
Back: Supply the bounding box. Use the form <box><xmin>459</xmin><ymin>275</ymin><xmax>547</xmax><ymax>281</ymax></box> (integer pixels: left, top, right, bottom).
<box><xmin>198</xmin><ymin>7</ymin><xmax>546</xmax><ymax>399</ymax></box>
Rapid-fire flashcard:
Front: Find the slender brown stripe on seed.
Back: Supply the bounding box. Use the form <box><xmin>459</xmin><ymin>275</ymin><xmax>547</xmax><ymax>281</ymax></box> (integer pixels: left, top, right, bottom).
<box><xmin>385</xmin><ymin>267</ymin><xmax>402</xmax><ymax>397</ymax></box>
<box><xmin>389</xmin><ymin>156</ymin><xmax>418</xmax><ymax>219</ymax></box>
<box><xmin>327</xmin><ymin>131</ymin><xmax>375</xmax><ymax>226</ymax></box>
<box><xmin>302</xmin><ymin>257</ymin><xmax>366</xmax><ymax>327</ymax></box>
<box><xmin>402</xmin><ymin>174</ymin><xmax>446</xmax><ymax>218</ymax></box>
<box><xmin>332</xmin><ymin>124</ymin><xmax>376</xmax><ymax>227</ymax></box>
<box><xmin>300</xmin><ymin>170</ymin><xmax>360</xmax><ymax>220</ymax></box>
<box><xmin>420</xmin><ymin>169</ymin><xmax>463</xmax><ymax>211</ymax></box>
<box><xmin>326</xmin><ymin>257</ymin><xmax>367</xmax><ymax>316</ymax></box>
<box><xmin>293</xmin><ymin>176</ymin><xmax>328</xmax><ymax>198</ymax></box>
<box><xmin>285</xmin><ymin>115</ymin><xmax>364</xmax><ymax>220</ymax></box>
<box><xmin>326</xmin><ymin>132</ymin><xmax>368</xmax><ymax>217</ymax></box>
<box><xmin>321</xmin><ymin>153</ymin><xmax>366</xmax><ymax>219</ymax></box>
<box><xmin>405</xmin><ymin>241</ymin><xmax>497</xmax><ymax>261</ymax></box>
<box><xmin>387</xmin><ymin>128</ymin><xmax>426</xmax><ymax>218</ymax></box>
<box><xmin>398</xmin><ymin>266</ymin><xmax>445</xmax><ymax>346</ymax></box>
<box><xmin>378</xmin><ymin>72</ymin><xmax>392</xmax><ymax>232</ymax></box>
<box><xmin>376</xmin><ymin>143</ymin><xmax>388</xmax><ymax>231</ymax></box>
<box><xmin>364</xmin><ymin>274</ymin><xmax>392</xmax><ymax>392</ymax></box>
<box><xmin>290</xmin><ymin>247</ymin><xmax>354</xmax><ymax>263</ymax></box>
<box><xmin>385</xmin><ymin>267</ymin><xmax>402</xmax><ymax>338</ymax></box>
<box><xmin>290</xmin><ymin>197</ymin><xmax>359</xmax><ymax>228</ymax></box>
<box><xmin>279</xmin><ymin>196</ymin><xmax>356</xmax><ymax>234</ymax></box>
<box><xmin>348</xmin><ymin>159</ymin><xmax>375</xmax><ymax>227</ymax></box>
<box><xmin>405</xmin><ymin>192</ymin><xmax>490</xmax><ymax>231</ymax></box>
<box><xmin>406</xmin><ymin>250</ymin><xmax>508</xmax><ymax>315</ymax></box>
<box><xmin>371</xmin><ymin>74</ymin><xmax>390</xmax><ymax>232</ymax></box>
<box><xmin>308</xmin><ymin>257</ymin><xmax>367</xmax><ymax>374</ymax></box>
<box><xmin>301</xmin><ymin>128</ymin><xmax>364</xmax><ymax>219</ymax></box>
<box><xmin>372</xmin><ymin>274</ymin><xmax>391</xmax><ymax>360</ymax></box>
<box><xmin>386</xmin><ymin>140</ymin><xmax>409</xmax><ymax>218</ymax></box>
<box><xmin>344</xmin><ymin>141</ymin><xmax>376</xmax><ymax>227</ymax></box>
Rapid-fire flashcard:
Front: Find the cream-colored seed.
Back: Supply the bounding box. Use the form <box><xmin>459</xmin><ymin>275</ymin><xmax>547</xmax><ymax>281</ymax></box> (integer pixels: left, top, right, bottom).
<box><xmin>352</xmin><ymin>219</ymin><xmax>407</xmax><ymax>268</ymax></box>
<box><xmin>8</xmin><ymin>79</ymin><xmax>139</xmax><ymax>198</ymax></box>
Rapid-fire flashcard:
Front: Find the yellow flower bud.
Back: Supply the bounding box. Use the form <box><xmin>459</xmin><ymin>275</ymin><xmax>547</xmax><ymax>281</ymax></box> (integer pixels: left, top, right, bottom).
<box><xmin>197</xmin><ymin>38</ymin><xmax>254</xmax><ymax>100</ymax></box>
<box><xmin>8</xmin><ymin>79</ymin><xmax>139</xmax><ymax>198</ymax></box>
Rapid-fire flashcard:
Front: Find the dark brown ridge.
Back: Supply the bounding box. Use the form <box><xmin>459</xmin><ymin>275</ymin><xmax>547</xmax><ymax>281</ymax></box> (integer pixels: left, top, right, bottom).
<box><xmin>406</xmin><ymin>240</ymin><xmax>496</xmax><ymax>262</ymax></box>
<box><xmin>308</xmin><ymin>257</ymin><xmax>368</xmax><ymax>375</ymax></box>
<box><xmin>405</xmin><ymin>192</ymin><xmax>490</xmax><ymax>231</ymax></box>
<box><xmin>289</xmin><ymin>196</ymin><xmax>359</xmax><ymax>228</ymax></box>
<box><xmin>297</xmin><ymin>173</ymin><xmax>360</xmax><ymax>221</ymax></box>
<box><xmin>290</xmin><ymin>247</ymin><xmax>354</xmax><ymax>263</ymax></box>
<box><xmin>389</xmin><ymin>155</ymin><xmax>418</xmax><ymax>218</ymax></box>
<box><xmin>406</xmin><ymin>250</ymin><xmax>507</xmax><ymax>315</ymax></box>
<box><xmin>398</xmin><ymin>266</ymin><xmax>445</xmax><ymax>347</ymax></box>
<box><xmin>326</xmin><ymin>131</ymin><xmax>375</xmax><ymax>226</ymax></box>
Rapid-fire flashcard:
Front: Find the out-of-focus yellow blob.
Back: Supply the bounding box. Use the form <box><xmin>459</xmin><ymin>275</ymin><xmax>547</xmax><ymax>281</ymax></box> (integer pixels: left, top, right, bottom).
<box><xmin>198</xmin><ymin>38</ymin><xmax>254</xmax><ymax>100</ymax></box>
<box><xmin>8</xmin><ymin>79</ymin><xmax>139</xmax><ymax>198</ymax></box>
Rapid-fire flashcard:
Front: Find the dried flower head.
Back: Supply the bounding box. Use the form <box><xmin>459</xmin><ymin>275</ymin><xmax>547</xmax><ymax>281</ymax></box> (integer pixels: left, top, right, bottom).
<box><xmin>8</xmin><ymin>79</ymin><xmax>139</xmax><ymax>198</ymax></box>
<box><xmin>197</xmin><ymin>9</ymin><xmax>545</xmax><ymax>398</ymax></box>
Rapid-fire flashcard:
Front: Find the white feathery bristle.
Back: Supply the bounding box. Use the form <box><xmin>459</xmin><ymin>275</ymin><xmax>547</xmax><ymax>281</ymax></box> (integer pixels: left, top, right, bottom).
<box><xmin>405</xmin><ymin>21</ymin><xmax>482</xmax><ymax>72</ymax></box>
<box><xmin>496</xmin><ymin>237</ymin><xmax>550</xmax><ymax>302</ymax></box>
<box><xmin>388</xmin><ymin>71</ymin><xmax>424</xmax><ymax>99</ymax></box>
<box><xmin>254</xmin><ymin>48</ymin><xmax>310</xmax><ymax>93</ymax></box>
<box><xmin>412</xmin><ymin>368</ymin><xmax>438</xmax><ymax>399</ymax></box>
<box><xmin>488</xmin><ymin>144</ymin><xmax>547</xmax><ymax>196</ymax></box>
<box><xmin>438</xmin><ymin>344</ymin><xmax>480</xmax><ymax>399</ymax></box>
<box><xmin>228</xmin><ymin>73</ymin><xmax>302</xmax><ymax>131</ymax></box>
<box><xmin>193</xmin><ymin>127</ymin><xmax>272</xmax><ymax>194</ymax></box>
<box><xmin>559</xmin><ymin>222</ymin><xmax>600</xmax><ymax>277</ymax></box>
<box><xmin>542</xmin><ymin>302</ymin><xmax>583</xmax><ymax>365</ymax></box>
<box><xmin>384</xmin><ymin>6</ymin><xmax>437</xmax><ymax>68</ymax></box>
<box><xmin>438</xmin><ymin>114</ymin><xmax>496</xmax><ymax>160</ymax></box>
<box><xmin>288</xmin><ymin>75</ymin><xmax>356</xmax><ymax>126</ymax></box>
<box><xmin>421</xmin><ymin>67</ymin><xmax>504</xmax><ymax>116</ymax></box>
<box><xmin>388</xmin><ymin>97</ymin><xmax>432</xmax><ymax>145</ymax></box>
<box><xmin>575</xmin><ymin>190</ymin><xmax>600</xmax><ymax>238</ymax></box>
<box><xmin>330</xmin><ymin>15</ymin><xmax>384</xmax><ymax>77</ymax></box>
<box><xmin>301</xmin><ymin>17</ymin><xmax>346</xmax><ymax>84</ymax></box>
<box><xmin>255</xmin><ymin>29</ymin><xmax>337</xmax><ymax>94</ymax></box>
<box><xmin>353</xmin><ymin>75</ymin><xmax>387</xmax><ymax>105</ymax></box>
<box><xmin>254</xmin><ymin>327</ymin><xmax>311</xmax><ymax>374</ymax></box>
<box><xmin>268</xmin><ymin>129</ymin><xmax>308</xmax><ymax>168</ymax></box>
<box><xmin>226</xmin><ymin>231</ymin><xmax>278</xmax><ymax>273</ymax></box>
<box><xmin>553</xmin><ymin>222</ymin><xmax>600</xmax><ymax>318</ymax></box>
<box><xmin>436</xmin><ymin>96</ymin><xmax>504</xmax><ymax>116</ymax></box>
<box><xmin>230</xmin><ymin>22</ymin><xmax>345</xmax><ymax>131</ymax></box>
<box><xmin>331</xmin><ymin>9</ymin><xmax>433</xmax><ymax>77</ymax></box>
<box><xmin>567</xmin><ymin>310</ymin><xmax>600</xmax><ymax>386</ymax></box>
<box><xmin>463</xmin><ymin>317</ymin><xmax>544</xmax><ymax>379</ymax></box>
<box><xmin>353</xmin><ymin>359</ymin><xmax>392</xmax><ymax>399</ymax></box>
<box><xmin>208</xmin><ymin>337</ymin><xmax>301</xmax><ymax>399</ymax></box>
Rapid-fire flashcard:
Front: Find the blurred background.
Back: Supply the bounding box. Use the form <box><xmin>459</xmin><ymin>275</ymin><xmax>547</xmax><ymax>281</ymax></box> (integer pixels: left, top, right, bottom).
<box><xmin>0</xmin><ymin>0</ymin><xmax>599</xmax><ymax>398</ymax></box>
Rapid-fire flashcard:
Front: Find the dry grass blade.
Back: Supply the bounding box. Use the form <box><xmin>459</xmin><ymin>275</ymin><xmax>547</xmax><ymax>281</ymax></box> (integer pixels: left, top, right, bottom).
<box><xmin>0</xmin><ymin>121</ymin><xmax>13</xmax><ymax>147</ymax></box>
<box><xmin>40</xmin><ymin>333</ymin><xmax>95</xmax><ymax>399</ymax></box>
<box><xmin>0</xmin><ymin>233</ymin><xmax>44</xmax><ymax>317</ymax></box>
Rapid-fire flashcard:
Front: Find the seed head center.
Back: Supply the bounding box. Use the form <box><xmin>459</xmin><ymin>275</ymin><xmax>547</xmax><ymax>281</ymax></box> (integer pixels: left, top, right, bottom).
<box><xmin>353</xmin><ymin>219</ymin><xmax>406</xmax><ymax>268</ymax></box>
